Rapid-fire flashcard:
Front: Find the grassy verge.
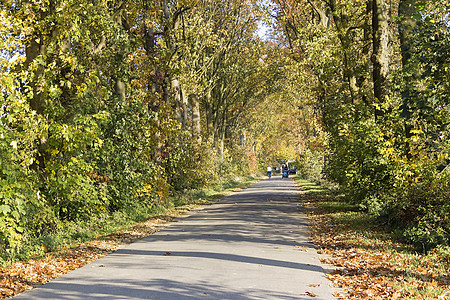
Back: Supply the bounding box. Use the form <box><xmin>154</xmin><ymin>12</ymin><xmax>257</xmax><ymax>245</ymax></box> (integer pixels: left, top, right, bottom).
<box><xmin>0</xmin><ymin>174</ymin><xmax>260</xmax><ymax>298</ymax></box>
<box><xmin>294</xmin><ymin>177</ymin><xmax>450</xmax><ymax>299</ymax></box>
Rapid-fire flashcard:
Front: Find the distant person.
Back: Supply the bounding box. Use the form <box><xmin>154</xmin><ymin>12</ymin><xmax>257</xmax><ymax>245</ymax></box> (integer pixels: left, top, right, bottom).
<box><xmin>267</xmin><ymin>166</ymin><xmax>272</xmax><ymax>178</ymax></box>
<box><xmin>282</xmin><ymin>165</ymin><xmax>289</xmax><ymax>178</ymax></box>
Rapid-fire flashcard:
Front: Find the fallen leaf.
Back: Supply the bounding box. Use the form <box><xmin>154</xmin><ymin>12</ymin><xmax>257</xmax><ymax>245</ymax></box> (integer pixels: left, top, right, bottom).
<box><xmin>306</xmin><ymin>291</ymin><xmax>318</xmax><ymax>297</ymax></box>
<box><xmin>295</xmin><ymin>245</ymin><xmax>308</xmax><ymax>252</ymax></box>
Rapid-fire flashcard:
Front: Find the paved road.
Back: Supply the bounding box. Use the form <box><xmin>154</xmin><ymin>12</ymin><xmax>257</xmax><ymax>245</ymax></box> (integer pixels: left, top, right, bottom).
<box><xmin>14</xmin><ymin>177</ymin><xmax>338</xmax><ymax>299</ymax></box>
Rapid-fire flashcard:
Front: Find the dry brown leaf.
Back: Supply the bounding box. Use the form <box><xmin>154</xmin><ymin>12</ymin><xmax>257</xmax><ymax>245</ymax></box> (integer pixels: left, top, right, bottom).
<box><xmin>305</xmin><ymin>291</ymin><xmax>318</xmax><ymax>297</ymax></box>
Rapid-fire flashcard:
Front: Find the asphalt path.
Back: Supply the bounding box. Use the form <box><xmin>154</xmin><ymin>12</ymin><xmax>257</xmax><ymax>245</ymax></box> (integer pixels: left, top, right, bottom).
<box><xmin>14</xmin><ymin>176</ymin><xmax>338</xmax><ymax>300</ymax></box>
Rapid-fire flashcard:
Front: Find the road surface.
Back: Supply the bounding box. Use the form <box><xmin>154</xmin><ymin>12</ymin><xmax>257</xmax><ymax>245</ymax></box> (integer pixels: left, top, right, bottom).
<box><xmin>14</xmin><ymin>176</ymin><xmax>338</xmax><ymax>299</ymax></box>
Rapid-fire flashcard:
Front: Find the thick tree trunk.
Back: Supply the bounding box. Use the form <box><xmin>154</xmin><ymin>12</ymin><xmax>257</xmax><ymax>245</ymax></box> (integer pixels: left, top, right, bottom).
<box><xmin>219</xmin><ymin>121</ymin><xmax>226</xmax><ymax>160</ymax></box>
<box><xmin>24</xmin><ymin>7</ymin><xmax>49</xmax><ymax>177</ymax></box>
<box><xmin>372</xmin><ymin>0</ymin><xmax>392</xmax><ymax>120</ymax></box>
<box><xmin>143</xmin><ymin>3</ymin><xmax>159</xmax><ymax>97</ymax></box>
<box><xmin>398</xmin><ymin>0</ymin><xmax>417</xmax><ymax>151</ymax></box>
<box><xmin>25</xmin><ymin>34</ymin><xmax>48</xmax><ymax>178</ymax></box>
<box><xmin>25</xmin><ymin>35</ymin><xmax>46</xmax><ymax>115</ymax></box>
<box><xmin>372</xmin><ymin>0</ymin><xmax>392</xmax><ymax>119</ymax></box>
<box><xmin>143</xmin><ymin>8</ymin><xmax>162</xmax><ymax>163</ymax></box>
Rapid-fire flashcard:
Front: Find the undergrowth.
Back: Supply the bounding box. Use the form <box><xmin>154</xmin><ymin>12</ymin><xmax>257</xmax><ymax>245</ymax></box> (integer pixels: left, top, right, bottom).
<box><xmin>295</xmin><ymin>176</ymin><xmax>450</xmax><ymax>299</ymax></box>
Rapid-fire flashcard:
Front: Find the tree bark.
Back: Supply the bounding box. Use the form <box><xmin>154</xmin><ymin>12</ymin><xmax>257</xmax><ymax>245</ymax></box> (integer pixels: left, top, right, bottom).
<box><xmin>398</xmin><ymin>0</ymin><xmax>417</xmax><ymax>68</ymax></box>
<box><xmin>398</xmin><ymin>0</ymin><xmax>417</xmax><ymax>150</ymax></box>
<box><xmin>24</xmin><ymin>6</ymin><xmax>49</xmax><ymax>176</ymax></box>
<box><xmin>306</xmin><ymin>0</ymin><xmax>330</xmax><ymax>27</ymax></box>
<box><xmin>190</xmin><ymin>94</ymin><xmax>202</xmax><ymax>142</ymax></box>
<box><xmin>205</xmin><ymin>90</ymin><xmax>214</xmax><ymax>138</ymax></box>
<box><xmin>114</xmin><ymin>79</ymin><xmax>126</xmax><ymax>102</ymax></box>
<box><xmin>239</xmin><ymin>130</ymin><xmax>246</xmax><ymax>148</ymax></box>
<box><xmin>25</xmin><ymin>32</ymin><xmax>46</xmax><ymax>115</ymax></box>
<box><xmin>219</xmin><ymin>114</ymin><xmax>226</xmax><ymax>160</ymax></box>
<box><xmin>181</xmin><ymin>87</ymin><xmax>188</xmax><ymax>128</ymax></box>
<box><xmin>172</xmin><ymin>79</ymin><xmax>183</xmax><ymax>124</ymax></box>
<box><xmin>113</xmin><ymin>5</ymin><xmax>128</xmax><ymax>103</ymax></box>
<box><xmin>372</xmin><ymin>0</ymin><xmax>392</xmax><ymax>120</ymax></box>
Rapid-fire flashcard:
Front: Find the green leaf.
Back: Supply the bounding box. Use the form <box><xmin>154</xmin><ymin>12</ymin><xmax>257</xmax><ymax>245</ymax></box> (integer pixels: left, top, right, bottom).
<box><xmin>0</xmin><ymin>205</ymin><xmax>11</xmax><ymax>215</ymax></box>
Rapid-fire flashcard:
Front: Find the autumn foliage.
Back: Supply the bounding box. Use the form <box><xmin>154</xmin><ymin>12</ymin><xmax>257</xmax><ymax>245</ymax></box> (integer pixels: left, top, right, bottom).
<box><xmin>0</xmin><ymin>0</ymin><xmax>270</xmax><ymax>263</ymax></box>
<box><xmin>272</xmin><ymin>0</ymin><xmax>450</xmax><ymax>250</ymax></box>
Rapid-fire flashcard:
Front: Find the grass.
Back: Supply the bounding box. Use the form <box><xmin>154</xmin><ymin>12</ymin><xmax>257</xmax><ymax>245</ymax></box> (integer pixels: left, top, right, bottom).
<box><xmin>295</xmin><ymin>175</ymin><xmax>450</xmax><ymax>299</ymax></box>
<box><xmin>295</xmin><ymin>178</ymin><xmax>330</xmax><ymax>194</ymax></box>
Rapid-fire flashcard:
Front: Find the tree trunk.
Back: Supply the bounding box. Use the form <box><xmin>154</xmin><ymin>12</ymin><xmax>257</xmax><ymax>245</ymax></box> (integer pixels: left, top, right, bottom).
<box><xmin>306</xmin><ymin>0</ymin><xmax>331</xmax><ymax>27</ymax></box>
<box><xmin>25</xmin><ymin>33</ymin><xmax>46</xmax><ymax>115</ymax></box>
<box><xmin>372</xmin><ymin>0</ymin><xmax>392</xmax><ymax>120</ymax></box>
<box><xmin>143</xmin><ymin>7</ymin><xmax>162</xmax><ymax>163</ymax></box>
<box><xmin>190</xmin><ymin>94</ymin><xmax>202</xmax><ymax>142</ymax></box>
<box><xmin>24</xmin><ymin>9</ymin><xmax>49</xmax><ymax>176</ymax></box>
<box><xmin>219</xmin><ymin>120</ymin><xmax>226</xmax><ymax>160</ymax></box>
<box><xmin>398</xmin><ymin>0</ymin><xmax>417</xmax><ymax>151</ymax></box>
<box><xmin>205</xmin><ymin>90</ymin><xmax>214</xmax><ymax>138</ymax></box>
<box><xmin>171</xmin><ymin>80</ymin><xmax>188</xmax><ymax>129</ymax></box>
<box><xmin>113</xmin><ymin>6</ymin><xmax>128</xmax><ymax>103</ymax></box>
<box><xmin>172</xmin><ymin>79</ymin><xmax>183</xmax><ymax>124</ymax></box>
<box><xmin>114</xmin><ymin>79</ymin><xmax>126</xmax><ymax>102</ymax></box>
<box><xmin>398</xmin><ymin>0</ymin><xmax>417</xmax><ymax>68</ymax></box>
<box><xmin>181</xmin><ymin>87</ymin><xmax>188</xmax><ymax>128</ymax></box>
<box><xmin>239</xmin><ymin>130</ymin><xmax>246</xmax><ymax>148</ymax></box>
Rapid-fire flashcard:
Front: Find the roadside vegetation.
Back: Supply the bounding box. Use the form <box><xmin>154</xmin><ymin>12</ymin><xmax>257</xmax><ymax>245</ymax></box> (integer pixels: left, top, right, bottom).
<box><xmin>296</xmin><ymin>177</ymin><xmax>450</xmax><ymax>299</ymax></box>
